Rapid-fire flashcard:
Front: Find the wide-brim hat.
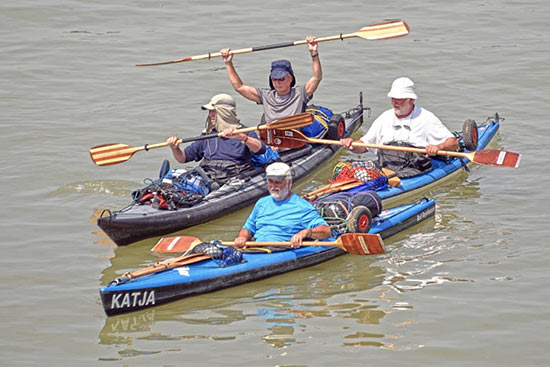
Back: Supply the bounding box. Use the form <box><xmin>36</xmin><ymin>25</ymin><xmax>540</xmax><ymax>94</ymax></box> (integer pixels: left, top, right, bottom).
<box><xmin>201</xmin><ymin>93</ymin><xmax>236</xmax><ymax>110</ymax></box>
<box><xmin>265</xmin><ymin>162</ymin><xmax>292</xmax><ymax>181</ymax></box>
<box><xmin>387</xmin><ymin>77</ymin><xmax>418</xmax><ymax>99</ymax></box>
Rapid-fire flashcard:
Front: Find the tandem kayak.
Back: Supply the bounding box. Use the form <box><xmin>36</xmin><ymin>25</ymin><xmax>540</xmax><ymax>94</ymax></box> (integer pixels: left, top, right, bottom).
<box><xmin>344</xmin><ymin>113</ymin><xmax>504</xmax><ymax>205</ymax></box>
<box><xmin>97</xmin><ymin>94</ymin><xmax>368</xmax><ymax>246</ymax></box>
<box><xmin>100</xmin><ymin>197</ymin><xmax>435</xmax><ymax>316</ymax></box>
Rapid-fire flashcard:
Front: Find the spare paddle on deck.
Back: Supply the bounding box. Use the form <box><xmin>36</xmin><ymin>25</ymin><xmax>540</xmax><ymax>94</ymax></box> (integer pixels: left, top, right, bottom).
<box><xmin>260</xmin><ymin>128</ymin><xmax>521</xmax><ymax>168</ymax></box>
<box><xmin>109</xmin><ymin>253</ymin><xmax>211</xmax><ymax>286</ymax></box>
<box><xmin>89</xmin><ymin>112</ymin><xmax>313</xmax><ymax>166</ymax></box>
<box><xmin>151</xmin><ymin>233</ymin><xmax>385</xmax><ymax>256</ymax></box>
<box><xmin>136</xmin><ymin>20</ymin><xmax>409</xmax><ymax>67</ymax></box>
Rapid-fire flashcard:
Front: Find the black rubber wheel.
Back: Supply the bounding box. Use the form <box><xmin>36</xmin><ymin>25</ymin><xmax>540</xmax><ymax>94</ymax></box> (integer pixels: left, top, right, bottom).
<box><xmin>462</xmin><ymin>119</ymin><xmax>478</xmax><ymax>151</ymax></box>
<box><xmin>347</xmin><ymin>205</ymin><xmax>372</xmax><ymax>233</ymax></box>
<box><xmin>325</xmin><ymin>113</ymin><xmax>345</xmax><ymax>140</ymax></box>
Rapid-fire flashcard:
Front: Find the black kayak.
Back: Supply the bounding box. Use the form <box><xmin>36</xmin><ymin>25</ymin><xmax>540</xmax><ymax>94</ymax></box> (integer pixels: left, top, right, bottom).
<box><xmin>97</xmin><ymin>94</ymin><xmax>368</xmax><ymax>246</ymax></box>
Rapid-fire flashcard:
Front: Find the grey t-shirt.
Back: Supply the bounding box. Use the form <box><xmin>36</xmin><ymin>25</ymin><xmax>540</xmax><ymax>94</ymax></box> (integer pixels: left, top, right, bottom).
<box><xmin>256</xmin><ymin>85</ymin><xmax>310</xmax><ymax>123</ymax></box>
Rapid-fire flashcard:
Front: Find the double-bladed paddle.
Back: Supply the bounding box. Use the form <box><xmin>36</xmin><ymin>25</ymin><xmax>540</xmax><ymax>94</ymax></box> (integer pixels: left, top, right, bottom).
<box><xmin>136</xmin><ymin>20</ymin><xmax>409</xmax><ymax>67</ymax></box>
<box><xmin>151</xmin><ymin>233</ymin><xmax>385</xmax><ymax>256</ymax></box>
<box><xmin>259</xmin><ymin>129</ymin><xmax>521</xmax><ymax>168</ymax></box>
<box><xmin>89</xmin><ymin>112</ymin><xmax>313</xmax><ymax>166</ymax></box>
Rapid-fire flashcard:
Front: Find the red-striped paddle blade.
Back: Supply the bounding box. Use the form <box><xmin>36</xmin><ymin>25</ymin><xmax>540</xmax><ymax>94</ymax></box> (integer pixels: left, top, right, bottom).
<box><xmin>151</xmin><ymin>236</ymin><xmax>203</xmax><ymax>253</ymax></box>
<box><xmin>338</xmin><ymin>233</ymin><xmax>385</xmax><ymax>255</ymax></box>
<box><xmin>472</xmin><ymin>149</ymin><xmax>521</xmax><ymax>168</ymax></box>
<box><xmin>89</xmin><ymin>143</ymin><xmax>140</xmax><ymax>166</ymax></box>
<box><xmin>259</xmin><ymin>129</ymin><xmax>309</xmax><ymax>149</ymax></box>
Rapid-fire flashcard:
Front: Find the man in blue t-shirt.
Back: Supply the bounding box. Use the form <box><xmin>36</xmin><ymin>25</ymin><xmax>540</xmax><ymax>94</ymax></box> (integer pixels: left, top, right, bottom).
<box><xmin>234</xmin><ymin>162</ymin><xmax>331</xmax><ymax>248</ymax></box>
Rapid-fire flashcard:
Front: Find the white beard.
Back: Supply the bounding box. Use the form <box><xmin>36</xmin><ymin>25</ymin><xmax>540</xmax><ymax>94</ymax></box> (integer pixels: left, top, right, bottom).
<box><xmin>269</xmin><ymin>185</ymin><xmax>290</xmax><ymax>201</ymax></box>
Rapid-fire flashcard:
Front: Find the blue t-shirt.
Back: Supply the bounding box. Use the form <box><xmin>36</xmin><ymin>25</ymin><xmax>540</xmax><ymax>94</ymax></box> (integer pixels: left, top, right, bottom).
<box><xmin>184</xmin><ymin>130</ymin><xmax>266</xmax><ymax>164</ymax></box>
<box><xmin>243</xmin><ymin>193</ymin><xmax>329</xmax><ymax>242</ymax></box>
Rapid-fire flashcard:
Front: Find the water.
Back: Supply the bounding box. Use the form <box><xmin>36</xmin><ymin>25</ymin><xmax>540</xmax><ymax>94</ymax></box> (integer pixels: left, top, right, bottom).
<box><xmin>1</xmin><ymin>0</ymin><xmax>549</xmax><ymax>365</ymax></box>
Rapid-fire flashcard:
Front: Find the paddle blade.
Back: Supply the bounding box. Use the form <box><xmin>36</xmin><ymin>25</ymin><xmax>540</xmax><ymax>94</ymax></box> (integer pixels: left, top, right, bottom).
<box><xmin>338</xmin><ymin>233</ymin><xmax>385</xmax><ymax>255</ymax></box>
<box><xmin>152</xmin><ymin>236</ymin><xmax>203</xmax><ymax>253</ymax></box>
<box><xmin>265</xmin><ymin>112</ymin><xmax>314</xmax><ymax>130</ymax></box>
<box><xmin>356</xmin><ymin>20</ymin><xmax>410</xmax><ymax>40</ymax></box>
<box><xmin>89</xmin><ymin>143</ymin><xmax>138</xmax><ymax>166</ymax></box>
<box><xmin>259</xmin><ymin>128</ymin><xmax>309</xmax><ymax>149</ymax></box>
<box><xmin>472</xmin><ymin>149</ymin><xmax>521</xmax><ymax>168</ymax></box>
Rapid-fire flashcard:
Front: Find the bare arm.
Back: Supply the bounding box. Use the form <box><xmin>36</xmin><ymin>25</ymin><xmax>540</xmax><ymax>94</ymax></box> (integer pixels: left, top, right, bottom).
<box><xmin>222</xmin><ymin>128</ymin><xmax>264</xmax><ymax>153</ymax></box>
<box><xmin>290</xmin><ymin>224</ymin><xmax>332</xmax><ymax>248</ymax></box>
<box><xmin>340</xmin><ymin>137</ymin><xmax>368</xmax><ymax>154</ymax></box>
<box><xmin>167</xmin><ymin>136</ymin><xmax>187</xmax><ymax>163</ymax></box>
<box><xmin>425</xmin><ymin>136</ymin><xmax>459</xmax><ymax>156</ymax></box>
<box><xmin>221</xmin><ymin>48</ymin><xmax>260</xmax><ymax>103</ymax></box>
<box><xmin>234</xmin><ymin>228</ymin><xmax>252</xmax><ymax>247</ymax></box>
<box><xmin>304</xmin><ymin>36</ymin><xmax>322</xmax><ymax>98</ymax></box>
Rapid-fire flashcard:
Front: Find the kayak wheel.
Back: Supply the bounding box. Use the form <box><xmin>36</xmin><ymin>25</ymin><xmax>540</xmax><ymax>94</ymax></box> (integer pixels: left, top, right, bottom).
<box><xmin>326</xmin><ymin>114</ymin><xmax>345</xmax><ymax>140</ymax></box>
<box><xmin>347</xmin><ymin>205</ymin><xmax>372</xmax><ymax>233</ymax></box>
<box><xmin>462</xmin><ymin>119</ymin><xmax>478</xmax><ymax>151</ymax></box>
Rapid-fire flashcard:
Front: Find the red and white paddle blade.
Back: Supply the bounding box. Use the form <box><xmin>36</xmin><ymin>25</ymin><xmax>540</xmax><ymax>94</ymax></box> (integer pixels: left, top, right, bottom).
<box><xmin>473</xmin><ymin>149</ymin><xmax>521</xmax><ymax>168</ymax></box>
<box><xmin>339</xmin><ymin>233</ymin><xmax>385</xmax><ymax>255</ymax></box>
<box><xmin>357</xmin><ymin>20</ymin><xmax>410</xmax><ymax>40</ymax></box>
<box><xmin>151</xmin><ymin>236</ymin><xmax>202</xmax><ymax>253</ymax></box>
<box><xmin>89</xmin><ymin>143</ymin><xmax>135</xmax><ymax>166</ymax></box>
<box><xmin>258</xmin><ymin>129</ymin><xmax>308</xmax><ymax>149</ymax></box>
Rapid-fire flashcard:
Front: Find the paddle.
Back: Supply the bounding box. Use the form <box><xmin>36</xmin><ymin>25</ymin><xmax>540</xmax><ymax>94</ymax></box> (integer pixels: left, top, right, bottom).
<box><xmin>260</xmin><ymin>128</ymin><xmax>521</xmax><ymax>168</ymax></box>
<box><xmin>89</xmin><ymin>112</ymin><xmax>313</xmax><ymax>166</ymax></box>
<box><xmin>151</xmin><ymin>233</ymin><xmax>385</xmax><ymax>256</ymax></box>
<box><xmin>109</xmin><ymin>253</ymin><xmax>211</xmax><ymax>286</ymax></box>
<box><xmin>136</xmin><ymin>20</ymin><xmax>410</xmax><ymax>67</ymax></box>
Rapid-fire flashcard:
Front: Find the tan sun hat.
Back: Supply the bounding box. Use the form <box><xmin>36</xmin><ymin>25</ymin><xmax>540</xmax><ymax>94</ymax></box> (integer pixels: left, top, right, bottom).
<box><xmin>201</xmin><ymin>93</ymin><xmax>236</xmax><ymax>110</ymax></box>
<box><xmin>387</xmin><ymin>77</ymin><xmax>418</xmax><ymax>99</ymax></box>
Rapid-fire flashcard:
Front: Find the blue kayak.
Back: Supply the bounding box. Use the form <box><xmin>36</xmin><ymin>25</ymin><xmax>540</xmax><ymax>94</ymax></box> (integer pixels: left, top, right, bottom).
<box><xmin>100</xmin><ymin>198</ymin><xmax>435</xmax><ymax>316</ymax></box>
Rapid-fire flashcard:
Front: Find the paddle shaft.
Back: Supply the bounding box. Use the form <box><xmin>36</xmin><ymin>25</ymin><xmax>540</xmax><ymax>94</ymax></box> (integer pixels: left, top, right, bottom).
<box><xmin>90</xmin><ymin>112</ymin><xmax>313</xmax><ymax>166</ymax></box>
<box><xmin>136</xmin><ymin>20</ymin><xmax>409</xmax><ymax>66</ymax></box>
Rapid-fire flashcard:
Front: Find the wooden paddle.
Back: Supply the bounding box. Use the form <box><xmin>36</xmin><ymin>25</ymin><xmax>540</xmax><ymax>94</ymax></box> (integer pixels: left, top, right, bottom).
<box><xmin>136</xmin><ymin>20</ymin><xmax>410</xmax><ymax>67</ymax></box>
<box><xmin>109</xmin><ymin>253</ymin><xmax>211</xmax><ymax>286</ymax></box>
<box><xmin>151</xmin><ymin>233</ymin><xmax>385</xmax><ymax>256</ymax></box>
<box><xmin>89</xmin><ymin>112</ymin><xmax>313</xmax><ymax>166</ymax></box>
<box><xmin>260</xmin><ymin>128</ymin><xmax>521</xmax><ymax>168</ymax></box>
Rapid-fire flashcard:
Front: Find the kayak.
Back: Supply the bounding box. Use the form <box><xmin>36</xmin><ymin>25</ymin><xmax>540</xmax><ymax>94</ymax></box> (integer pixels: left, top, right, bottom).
<box><xmin>344</xmin><ymin>113</ymin><xmax>503</xmax><ymax>205</ymax></box>
<box><xmin>97</xmin><ymin>94</ymin><xmax>367</xmax><ymax>246</ymax></box>
<box><xmin>100</xmin><ymin>197</ymin><xmax>435</xmax><ymax>316</ymax></box>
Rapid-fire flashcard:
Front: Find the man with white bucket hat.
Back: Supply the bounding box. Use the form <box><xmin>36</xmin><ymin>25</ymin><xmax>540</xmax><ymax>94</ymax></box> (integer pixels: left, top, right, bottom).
<box><xmin>234</xmin><ymin>162</ymin><xmax>331</xmax><ymax>248</ymax></box>
<box><xmin>341</xmin><ymin>77</ymin><xmax>458</xmax><ymax>156</ymax></box>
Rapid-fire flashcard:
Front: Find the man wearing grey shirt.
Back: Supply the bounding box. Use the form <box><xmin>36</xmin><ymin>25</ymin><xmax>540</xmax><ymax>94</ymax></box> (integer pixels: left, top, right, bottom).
<box><xmin>220</xmin><ymin>36</ymin><xmax>322</xmax><ymax>123</ymax></box>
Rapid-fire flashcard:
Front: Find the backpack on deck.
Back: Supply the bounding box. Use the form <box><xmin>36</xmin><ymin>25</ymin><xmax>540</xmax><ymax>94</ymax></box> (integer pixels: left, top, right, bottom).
<box><xmin>313</xmin><ymin>191</ymin><xmax>382</xmax><ymax>235</ymax></box>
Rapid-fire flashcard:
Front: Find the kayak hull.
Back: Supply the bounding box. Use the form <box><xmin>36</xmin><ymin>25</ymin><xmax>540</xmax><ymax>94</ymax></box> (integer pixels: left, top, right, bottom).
<box><xmin>100</xmin><ymin>198</ymin><xmax>435</xmax><ymax>316</ymax></box>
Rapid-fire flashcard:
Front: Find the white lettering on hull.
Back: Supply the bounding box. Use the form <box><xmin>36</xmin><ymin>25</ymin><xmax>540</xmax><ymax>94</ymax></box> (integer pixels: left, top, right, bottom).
<box><xmin>416</xmin><ymin>206</ymin><xmax>435</xmax><ymax>222</ymax></box>
<box><xmin>111</xmin><ymin>290</ymin><xmax>156</xmax><ymax>309</ymax></box>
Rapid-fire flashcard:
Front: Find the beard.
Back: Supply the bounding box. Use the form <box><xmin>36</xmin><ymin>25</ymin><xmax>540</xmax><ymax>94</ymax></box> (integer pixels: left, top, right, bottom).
<box><xmin>269</xmin><ymin>184</ymin><xmax>291</xmax><ymax>201</ymax></box>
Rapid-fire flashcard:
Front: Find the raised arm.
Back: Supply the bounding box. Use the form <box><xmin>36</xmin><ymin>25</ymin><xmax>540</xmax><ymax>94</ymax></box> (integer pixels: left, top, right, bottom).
<box><xmin>221</xmin><ymin>48</ymin><xmax>260</xmax><ymax>103</ymax></box>
<box><xmin>304</xmin><ymin>36</ymin><xmax>322</xmax><ymax>98</ymax></box>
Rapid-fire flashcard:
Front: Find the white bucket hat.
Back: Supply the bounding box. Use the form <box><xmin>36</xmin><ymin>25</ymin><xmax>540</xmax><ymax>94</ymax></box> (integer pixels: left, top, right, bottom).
<box><xmin>265</xmin><ymin>162</ymin><xmax>292</xmax><ymax>181</ymax></box>
<box><xmin>387</xmin><ymin>77</ymin><xmax>418</xmax><ymax>99</ymax></box>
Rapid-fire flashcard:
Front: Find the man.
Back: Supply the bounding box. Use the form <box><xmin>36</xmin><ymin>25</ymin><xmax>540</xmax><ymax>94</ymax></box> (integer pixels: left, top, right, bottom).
<box><xmin>167</xmin><ymin>93</ymin><xmax>266</xmax><ymax>185</ymax></box>
<box><xmin>341</xmin><ymin>77</ymin><xmax>459</xmax><ymax>156</ymax></box>
<box><xmin>234</xmin><ymin>162</ymin><xmax>332</xmax><ymax>248</ymax></box>
<box><xmin>220</xmin><ymin>36</ymin><xmax>322</xmax><ymax>123</ymax></box>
